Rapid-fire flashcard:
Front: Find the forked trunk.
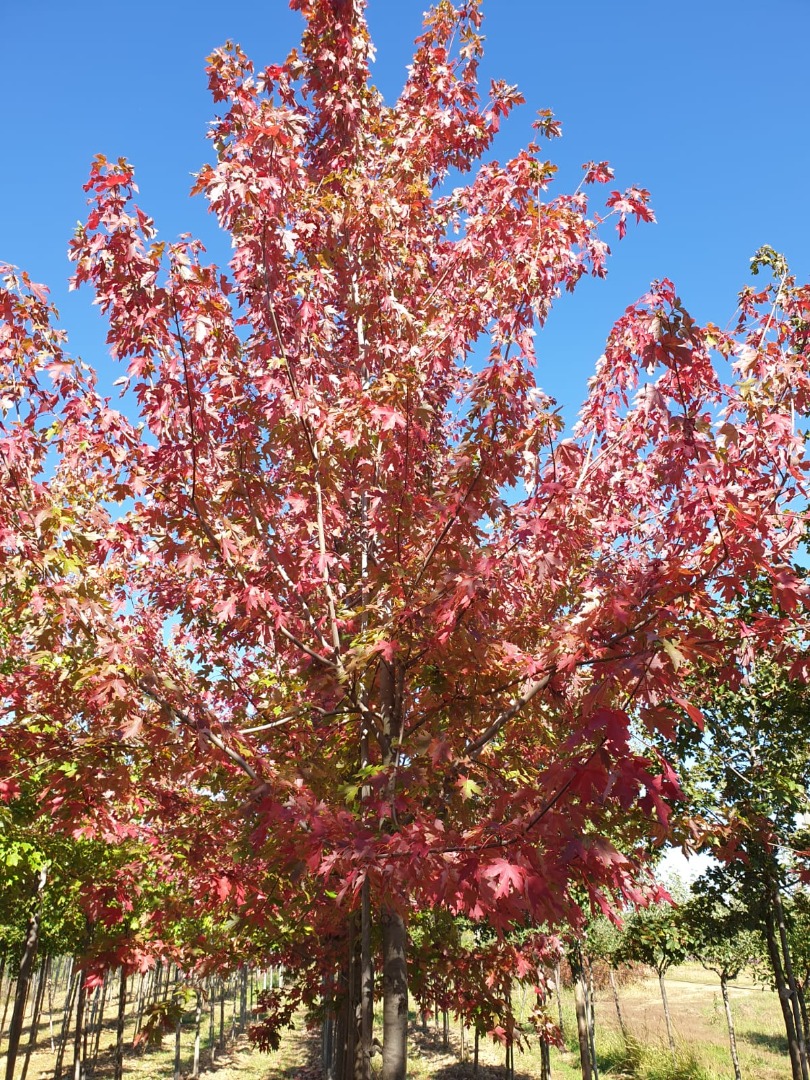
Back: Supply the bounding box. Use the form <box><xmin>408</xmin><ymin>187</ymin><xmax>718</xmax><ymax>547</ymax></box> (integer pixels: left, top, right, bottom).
<box><xmin>381</xmin><ymin>908</ymin><xmax>407</xmax><ymax>1080</ymax></box>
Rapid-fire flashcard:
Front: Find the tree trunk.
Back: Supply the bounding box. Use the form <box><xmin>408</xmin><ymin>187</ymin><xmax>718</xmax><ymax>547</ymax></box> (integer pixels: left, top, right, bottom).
<box><xmin>173</xmin><ymin>969</ymin><xmax>183</xmax><ymax>1080</ymax></box>
<box><xmin>658</xmin><ymin>971</ymin><xmax>676</xmax><ymax>1054</ymax></box>
<box><xmin>132</xmin><ymin>972</ymin><xmax>146</xmax><ymax>1041</ymax></box>
<box><xmin>90</xmin><ymin>969</ymin><xmax>110</xmax><ymax>1070</ymax></box>
<box><xmin>5</xmin><ymin>868</ymin><xmax>47</xmax><ymax>1080</ymax></box>
<box><xmin>191</xmin><ymin>987</ymin><xmax>201</xmax><ymax>1078</ymax></box>
<box><xmin>72</xmin><ymin>974</ymin><xmax>87</xmax><ymax>1080</ymax></box>
<box><xmin>573</xmin><ymin>970</ymin><xmax>593</xmax><ymax>1080</ymax></box>
<box><xmin>473</xmin><ymin>1029</ymin><xmax>479</xmax><ymax>1076</ymax></box>
<box><xmin>799</xmin><ymin>983</ymin><xmax>810</xmax><ymax>1059</ymax></box>
<box><xmin>719</xmin><ymin>974</ymin><xmax>742</xmax><ymax>1080</ymax></box>
<box><xmin>555</xmin><ymin>963</ymin><xmax>565</xmax><ymax>1039</ymax></box>
<box><xmin>20</xmin><ymin>955</ymin><xmax>49</xmax><ymax>1080</ymax></box>
<box><xmin>766</xmin><ymin>902</ymin><xmax>805</xmax><ymax>1080</ymax></box>
<box><xmin>114</xmin><ymin>968</ymin><xmax>127</xmax><ymax>1080</ymax></box>
<box><xmin>47</xmin><ymin>958</ymin><xmax>56</xmax><ymax>1051</ymax></box>
<box><xmin>1</xmin><ymin>962</ymin><xmax>14</xmax><ymax>1044</ymax></box>
<box><xmin>53</xmin><ymin>969</ymin><xmax>79</xmax><ymax>1080</ymax></box>
<box><xmin>381</xmin><ymin>908</ymin><xmax>407</xmax><ymax>1080</ymax></box>
<box><xmin>585</xmin><ymin>957</ymin><xmax>599</xmax><ymax>1080</ymax></box>
<box><xmin>541</xmin><ymin>1038</ymin><xmax>551</xmax><ymax>1080</ymax></box>
<box><xmin>442</xmin><ymin>1009</ymin><xmax>448</xmax><ymax>1049</ymax></box>
<box><xmin>356</xmin><ymin>876</ymin><xmax>373</xmax><ymax>1080</ymax></box>
<box><xmin>773</xmin><ymin>882</ymin><xmax>809</xmax><ymax>1080</ymax></box>
<box><xmin>608</xmin><ymin>968</ymin><xmax>627</xmax><ymax>1041</ymax></box>
<box><xmin>239</xmin><ymin>965</ymin><xmax>248</xmax><ymax>1033</ymax></box>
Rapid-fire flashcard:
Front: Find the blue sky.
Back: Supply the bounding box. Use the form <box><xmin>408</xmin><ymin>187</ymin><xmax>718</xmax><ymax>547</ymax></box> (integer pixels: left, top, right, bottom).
<box><xmin>2</xmin><ymin>0</ymin><xmax>809</xmax><ymax>423</ymax></box>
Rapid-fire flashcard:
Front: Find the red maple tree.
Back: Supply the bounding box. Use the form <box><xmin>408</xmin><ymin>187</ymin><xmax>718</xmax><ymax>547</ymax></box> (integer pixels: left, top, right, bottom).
<box><xmin>2</xmin><ymin>3</ymin><xmax>810</xmax><ymax>1078</ymax></box>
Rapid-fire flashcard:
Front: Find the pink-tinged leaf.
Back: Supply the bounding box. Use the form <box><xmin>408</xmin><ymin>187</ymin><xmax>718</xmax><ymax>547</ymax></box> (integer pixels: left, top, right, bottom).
<box><xmin>672</xmin><ymin>696</ymin><xmax>705</xmax><ymax>731</ymax></box>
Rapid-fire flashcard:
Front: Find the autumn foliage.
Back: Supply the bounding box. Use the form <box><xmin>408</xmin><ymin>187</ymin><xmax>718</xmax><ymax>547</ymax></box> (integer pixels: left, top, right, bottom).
<box><xmin>2</xmin><ymin>1</ymin><xmax>810</xmax><ymax>1077</ymax></box>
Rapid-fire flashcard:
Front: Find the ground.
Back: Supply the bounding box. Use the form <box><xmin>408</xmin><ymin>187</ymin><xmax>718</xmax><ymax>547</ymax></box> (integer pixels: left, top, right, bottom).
<box><xmin>0</xmin><ymin>962</ymin><xmax>791</xmax><ymax>1078</ymax></box>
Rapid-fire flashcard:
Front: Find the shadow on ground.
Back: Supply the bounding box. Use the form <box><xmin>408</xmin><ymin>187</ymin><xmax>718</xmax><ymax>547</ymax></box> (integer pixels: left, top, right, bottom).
<box><xmin>742</xmin><ymin>1029</ymin><xmax>790</xmax><ymax>1055</ymax></box>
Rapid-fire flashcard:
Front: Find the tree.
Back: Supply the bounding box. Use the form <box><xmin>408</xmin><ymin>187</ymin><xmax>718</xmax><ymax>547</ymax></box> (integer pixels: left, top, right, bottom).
<box><xmin>673</xmin><ymin>630</ymin><xmax>810</xmax><ymax>1080</ymax></box>
<box><xmin>620</xmin><ymin>902</ymin><xmax>689</xmax><ymax>1053</ymax></box>
<box><xmin>683</xmin><ymin>895</ymin><xmax>759</xmax><ymax>1080</ymax></box>
<box><xmin>3</xmin><ymin>3</ymin><xmax>810</xmax><ymax>1080</ymax></box>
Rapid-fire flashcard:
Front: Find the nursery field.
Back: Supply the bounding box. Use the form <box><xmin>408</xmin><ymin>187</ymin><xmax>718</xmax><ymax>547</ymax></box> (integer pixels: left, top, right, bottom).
<box><xmin>1</xmin><ymin>962</ymin><xmax>788</xmax><ymax>1080</ymax></box>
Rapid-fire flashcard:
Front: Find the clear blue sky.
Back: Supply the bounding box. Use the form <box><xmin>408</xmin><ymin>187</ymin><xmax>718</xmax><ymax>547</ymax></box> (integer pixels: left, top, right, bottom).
<box><xmin>2</xmin><ymin>0</ymin><xmax>809</xmax><ymax>420</ymax></box>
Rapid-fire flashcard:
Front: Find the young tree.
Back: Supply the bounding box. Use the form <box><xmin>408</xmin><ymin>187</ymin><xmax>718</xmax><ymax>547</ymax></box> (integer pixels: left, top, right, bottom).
<box><xmin>673</xmin><ymin>635</ymin><xmax>810</xmax><ymax>1080</ymax></box>
<box><xmin>620</xmin><ymin>902</ymin><xmax>688</xmax><ymax>1053</ymax></box>
<box><xmin>3</xmin><ymin>3</ymin><xmax>810</xmax><ymax>1079</ymax></box>
<box><xmin>683</xmin><ymin>895</ymin><xmax>759</xmax><ymax>1080</ymax></box>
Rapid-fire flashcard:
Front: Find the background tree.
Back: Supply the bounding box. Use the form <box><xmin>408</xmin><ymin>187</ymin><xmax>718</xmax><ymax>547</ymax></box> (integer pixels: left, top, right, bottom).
<box><xmin>682</xmin><ymin>894</ymin><xmax>760</xmax><ymax>1080</ymax></box>
<box><xmin>619</xmin><ymin>901</ymin><xmax>688</xmax><ymax>1053</ymax></box>
<box><xmin>671</xmin><ymin>614</ymin><xmax>810</xmax><ymax>1080</ymax></box>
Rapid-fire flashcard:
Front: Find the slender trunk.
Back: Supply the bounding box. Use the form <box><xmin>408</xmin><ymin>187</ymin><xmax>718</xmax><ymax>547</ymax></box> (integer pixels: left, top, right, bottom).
<box><xmin>555</xmin><ymin>963</ymin><xmax>565</xmax><ymax>1038</ymax></box>
<box><xmin>72</xmin><ymin>974</ymin><xmax>86</xmax><ymax>1080</ymax></box>
<box><xmin>90</xmin><ymin>969</ymin><xmax>110</xmax><ymax>1070</ymax></box>
<box><xmin>208</xmin><ymin>979</ymin><xmax>215</xmax><ymax>1058</ymax></box>
<box><xmin>335</xmin><ymin>918</ymin><xmax>357</xmax><ymax>1080</ymax></box>
<box><xmin>5</xmin><ymin>868</ymin><xmax>47</xmax><ymax>1080</ymax></box>
<box><xmin>473</xmin><ymin>1029</ymin><xmax>479</xmax><ymax>1076</ymax></box>
<box><xmin>323</xmin><ymin>1008</ymin><xmax>335</xmax><ymax>1080</ymax></box>
<box><xmin>608</xmin><ymin>968</ymin><xmax>627</xmax><ymax>1041</ymax></box>
<box><xmin>192</xmin><ymin>988</ymin><xmax>202</xmax><ymax>1078</ymax></box>
<box><xmin>573</xmin><ymin>969</ymin><xmax>593</xmax><ymax>1080</ymax></box>
<box><xmin>381</xmin><ymin>908</ymin><xmax>407</xmax><ymax>1080</ymax></box>
<box><xmin>53</xmin><ymin>969</ymin><xmax>79</xmax><ymax>1080</ymax></box>
<box><xmin>114</xmin><ymin>968</ymin><xmax>127</xmax><ymax>1080</ymax></box>
<box><xmin>356</xmin><ymin>872</ymin><xmax>373</xmax><ymax>1080</ymax></box>
<box><xmin>442</xmin><ymin>1009</ymin><xmax>448</xmax><ymax>1049</ymax></box>
<box><xmin>47</xmin><ymin>958</ymin><xmax>56</xmax><ymax>1051</ymax></box>
<box><xmin>773</xmin><ymin>883</ymin><xmax>809</xmax><ymax>1080</ymax></box>
<box><xmin>540</xmin><ymin>1039</ymin><xmax>551</xmax><ymax>1080</ymax></box>
<box><xmin>133</xmin><ymin>972</ymin><xmax>146</xmax><ymax>1040</ymax></box>
<box><xmin>239</xmin><ymin>965</ymin><xmax>247</xmax><ymax>1032</ymax></box>
<box><xmin>585</xmin><ymin>958</ymin><xmax>599</xmax><ymax>1080</ymax></box>
<box><xmin>218</xmin><ymin>980</ymin><xmax>226</xmax><ymax>1051</ymax></box>
<box><xmin>355</xmin><ymin>686</ymin><xmax>374</xmax><ymax>1080</ymax></box>
<box><xmin>800</xmin><ymin>984</ymin><xmax>810</xmax><ymax>1059</ymax></box>
<box><xmin>719</xmin><ymin>974</ymin><xmax>742</xmax><ymax>1080</ymax></box>
<box><xmin>766</xmin><ymin>902</ymin><xmax>805</xmax><ymax>1080</ymax></box>
<box><xmin>20</xmin><ymin>955</ymin><xmax>49</xmax><ymax>1080</ymax></box>
<box><xmin>173</xmin><ymin>969</ymin><xmax>182</xmax><ymax>1080</ymax></box>
<box><xmin>1</xmin><ymin>962</ymin><xmax>14</xmax><ymax>1043</ymax></box>
<box><xmin>658</xmin><ymin>971</ymin><xmax>676</xmax><ymax>1054</ymax></box>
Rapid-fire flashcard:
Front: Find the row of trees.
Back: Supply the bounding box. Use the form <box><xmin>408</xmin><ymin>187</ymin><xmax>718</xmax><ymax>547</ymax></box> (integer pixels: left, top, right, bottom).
<box><xmin>0</xmin><ymin>947</ymin><xmax>277</xmax><ymax>1080</ymax></box>
<box><xmin>2</xmin><ymin>0</ymin><xmax>810</xmax><ymax>1078</ymax></box>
